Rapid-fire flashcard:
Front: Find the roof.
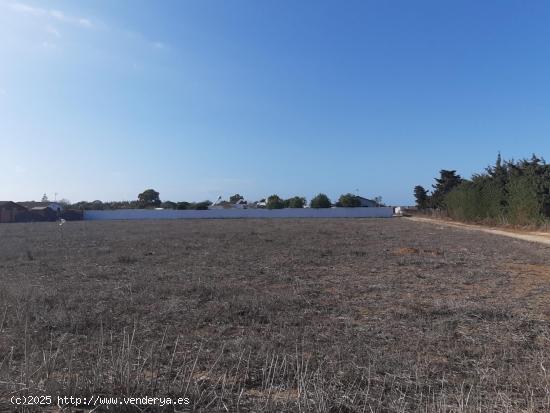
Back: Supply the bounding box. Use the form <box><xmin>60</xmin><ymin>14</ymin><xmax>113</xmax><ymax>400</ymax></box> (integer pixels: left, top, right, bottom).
<box><xmin>0</xmin><ymin>201</ymin><xmax>27</xmax><ymax>210</ymax></box>
<box><xmin>19</xmin><ymin>201</ymin><xmax>61</xmax><ymax>209</ymax></box>
<box><xmin>356</xmin><ymin>197</ymin><xmax>378</xmax><ymax>207</ymax></box>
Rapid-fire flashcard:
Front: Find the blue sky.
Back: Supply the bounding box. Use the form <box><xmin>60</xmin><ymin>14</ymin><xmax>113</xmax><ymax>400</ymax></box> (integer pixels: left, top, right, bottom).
<box><xmin>1</xmin><ymin>0</ymin><xmax>550</xmax><ymax>205</ymax></box>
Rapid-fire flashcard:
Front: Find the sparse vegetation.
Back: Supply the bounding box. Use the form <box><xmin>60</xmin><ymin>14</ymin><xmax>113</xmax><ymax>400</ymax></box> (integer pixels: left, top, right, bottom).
<box><xmin>1</xmin><ymin>219</ymin><xmax>549</xmax><ymax>412</ymax></box>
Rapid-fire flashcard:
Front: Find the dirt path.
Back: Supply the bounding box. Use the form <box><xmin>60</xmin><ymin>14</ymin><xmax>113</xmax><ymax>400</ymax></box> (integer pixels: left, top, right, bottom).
<box><xmin>406</xmin><ymin>216</ymin><xmax>550</xmax><ymax>246</ymax></box>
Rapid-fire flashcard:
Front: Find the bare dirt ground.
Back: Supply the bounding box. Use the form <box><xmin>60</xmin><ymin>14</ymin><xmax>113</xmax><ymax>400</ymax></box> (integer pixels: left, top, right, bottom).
<box><xmin>407</xmin><ymin>216</ymin><xmax>550</xmax><ymax>246</ymax></box>
<box><xmin>1</xmin><ymin>218</ymin><xmax>549</xmax><ymax>412</ymax></box>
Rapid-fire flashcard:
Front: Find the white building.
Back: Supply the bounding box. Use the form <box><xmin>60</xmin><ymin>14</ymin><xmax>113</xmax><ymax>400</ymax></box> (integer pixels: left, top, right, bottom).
<box><xmin>20</xmin><ymin>201</ymin><xmax>64</xmax><ymax>212</ymax></box>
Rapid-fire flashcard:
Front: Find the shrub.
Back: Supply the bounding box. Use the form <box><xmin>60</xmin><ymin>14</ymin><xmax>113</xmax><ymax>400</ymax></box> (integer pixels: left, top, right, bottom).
<box><xmin>161</xmin><ymin>201</ymin><xmax>177</xmax><ymax>209</ymax></box>
<box><xmin>191</xmin><ymin>201</ymin><xmax>211</xmax><ymax>210</ymax></box>
<box><xmin>284</xmin><ymin>196</ymin><xmax>306</xmax><ymax>208</ymax></box>
<box><xmin>338</xmin><ymin>193</ymin><xmax>361</xmax><ymax>207</ymax></box>
<box><xmin>506</xmin><ymin>175</ymin><xmax>542</xmax><ymax>225</ymax></box>
<box><xmin>443</xmin><ymin>154</ymin><xmax>550</xmax><ymax>226</ymax></box>
<box><xmin>310</xmin><ymin>194</ymin><xmax>331</xmax><ymax>208</ymax></box>
<box><xmin>266</xmin><ymin>195</ymin><xmax>284</xmax><ymax>209</ymax></box>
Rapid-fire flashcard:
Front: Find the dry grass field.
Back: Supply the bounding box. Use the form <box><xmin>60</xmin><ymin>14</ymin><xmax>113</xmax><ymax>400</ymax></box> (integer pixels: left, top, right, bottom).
<box><xmin>1</xmin><ymin>218</ymin><xmax>550</xmax><ymax>412</ymax></box>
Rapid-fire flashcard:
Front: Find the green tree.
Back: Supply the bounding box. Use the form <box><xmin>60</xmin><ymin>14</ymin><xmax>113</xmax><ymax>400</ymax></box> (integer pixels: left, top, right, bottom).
<box><xmin>191</xmin><ymin>201</ymin><xmax>211</xmax><ymax>210</ymax></box>
<box><xmin>161</xmin><ymin>201</ymin><xmax>177</xmax><ymax>209</ymax></box>
<box><xmin>108</xmin><ymin>201</ymin><xmax>134</xmax><ymax>210</ymax></box>
<box><xmin>484</xmin><ymin>152</ymin><xmax>509</xmax><ymax>211</ymax></box>
<box><xmin>266</xmin><ymin>194</ymin><xmax>285</xmax><ymax>209</ymax></box>
<box><xmin>444</xmin><ymin>154</ymin><xmax>550</xmax><ymax>225</ymax></box>
<box><xmin>338</xmin><ymin>193</ymin><xmax>361</xmax><ymax>207</ymax></box>
<box><xmin>284</xmin><ymin>196</ymin><xmax>306</xmax><ymax>208</ymax></box>
<box><xmin>445</xmin><ymin>181</ymin><xmax>482</xmax><ymax>221</ymax></box>
<box><xmin>413</xmin><ymin>186</ymin><xmax>429</xmax><ymax>209</ymax></box>
<box><xmin>506</xmin><ymin>174</ymin><xmax>542</xmax><ymax>225</ymax></box>
<box><xmin>91</xmin><ymin>200</ymin><xmax>104</xmax><ymax>210</ymax></box>
<box><xmin>138</xmin><ymin>189</ymin><xmax>161</xmax><ymax>208</ymax></box>
<box><xmin>176</xmin><ymin>202</ymin><xmax>191</xmax><ymax>210</ymax></box>
<box><xmin>310</xmin><ymin>193</ymin><xmax>331</xmax><ymax>208</ymax></box>
<box><xmin>229</xmin><ymin>194</ymin><xmax>244</xmax><ymax>204</ymax></box>
<box><xmin>431</xmin><ymin>170</ymin><xmax>462</xmax><ymax>208</ymax></box>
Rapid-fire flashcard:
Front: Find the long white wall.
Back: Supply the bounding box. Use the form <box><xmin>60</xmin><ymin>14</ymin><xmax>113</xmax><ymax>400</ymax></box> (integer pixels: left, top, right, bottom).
<box><xmin>83</xmin><ymin>207</ymin><xmax>393</xmax><ymax>221</ymax></box>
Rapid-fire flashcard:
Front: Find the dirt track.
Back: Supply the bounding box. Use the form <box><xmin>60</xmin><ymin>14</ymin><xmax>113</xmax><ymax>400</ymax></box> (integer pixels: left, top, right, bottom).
<box><xmin>407</xmin><ymin>215</ymin><xmax>550</xmax><ymax>246</ymax></box>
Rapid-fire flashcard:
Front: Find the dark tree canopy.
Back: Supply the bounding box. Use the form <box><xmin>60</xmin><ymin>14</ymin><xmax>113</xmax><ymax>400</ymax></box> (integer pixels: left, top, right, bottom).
<box><xmin>424</xmin><ymin>153</ymin><xmax>550</xmax><ymax>225</ymax></box>
<box><xmin>266</xmin><ymin>195</ymin><xmax>285</xmax><ymax>209</ymax></box>
<box><xmin>176</xmin><ymin>202</ymin><xmax>191</xmax><ymax>210</ymax></box>
<box><xmin>138</xmin><ymin>189</ymin><xmax>161</xmax><ymax>208</ymax></box>
<box><xmin>338</xmin><ymin>193</ymin><xmax>361</xmax><ymax>207</ymax></box>
<box><xmin>284</xmin><ymin>196</ymin><xmax>306</xmax><ymax>208</ymax></box>
<box><xmin>310</xmin><ymin>193</ymin><xmax>332</xmax><ymax>208</ymax></box>
<box><xmin>413</xmin><ymin>186</ymin><xmax>429</xmax><ymax>209</ymax></box>
<box><xmin>431</xmin><ymin>170</ymin><xmax>462</xmax><ymax>208</ymax></box>
<box><xmin>191</xmin><ymin>201</ymin><xmax>211</xmax><ymax>210</ymax></box>
<box><xmin>161</xmin><ymin>201</ymin><xmax>177</xmax><ymax>209</ymax></box>
<box><xmin>229</xmin><ymin>194</ymin><xmax>244</xmax><ymax>204</ymax></box>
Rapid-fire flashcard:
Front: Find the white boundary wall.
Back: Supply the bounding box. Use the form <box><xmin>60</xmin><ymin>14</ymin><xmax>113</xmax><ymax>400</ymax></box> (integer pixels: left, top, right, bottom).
<box><xmin>84</xmin><ymin>207</ymin><xmax>393</xmax><ymax>221</ymax></box>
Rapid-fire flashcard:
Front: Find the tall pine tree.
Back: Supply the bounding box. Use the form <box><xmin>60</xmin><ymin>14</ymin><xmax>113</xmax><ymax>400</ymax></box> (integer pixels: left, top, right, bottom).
<box><xmin>413</xmin><ymin>185</ymin><xmax>429</xmax><ymax>209</ymax></box>
<box><xmin>431</xmin><ymin>170</ymin><xmax>462</xmax><ymax>208</ymax></box>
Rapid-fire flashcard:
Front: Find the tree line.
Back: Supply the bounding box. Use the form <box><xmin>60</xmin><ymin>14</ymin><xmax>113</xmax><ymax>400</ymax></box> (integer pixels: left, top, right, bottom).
<box><xmin>262</xmin><ymin>193</ymin><xmax>383</xmax><ymax>209</ymax></box>
<box><xmin>68</xmin><ymin>190</ymin><xmax>384</xmax><ymax>210</ymax></box>
<box><xmin>70</xmin><ymin>189</ymin><xmax>212</xmax><ymax>210</ymax></box>
<box><xmin>414</xmin><ymin>154</ymin><xmax>550</xmax><ymax>225</ymax></box>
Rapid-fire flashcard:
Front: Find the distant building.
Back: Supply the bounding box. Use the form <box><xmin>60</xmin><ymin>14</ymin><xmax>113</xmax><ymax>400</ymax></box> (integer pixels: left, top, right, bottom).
<box><xmin>17</xmin><ymin>201</ymin><xmax>63</xmax><ymax>222</ymax></box>
<box><xmin>210</xmin><ymin>197</ymin><xmax>248</xmax><ymax>209</ymax></box>
<box><xmin>233</xmin><ymin>199</ymin><xmax>248</xmax><ymax>208</ymax></box>
<box><xmin>19</xmin><ymin>201</ymin><xmax>64</xmax><ymax>213</ymax></box>
<box><xmin>0</xmin><ymin>200</ymin><xmax>81</xmax><ymax>223</ymax></box>
<box><xmin>0</xmin><ymin>201</ymin><xmax>27</xmax><ymax>223</ymax></box>
<box><xmin>252</xmin><ymin>199</ymin><xmax>267</xmax><ymax>208</ymax></box>
<box><xmin>356</xmin><ymin>197</ymin><xmax>378</xmax><ymax>207</ymax></box>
